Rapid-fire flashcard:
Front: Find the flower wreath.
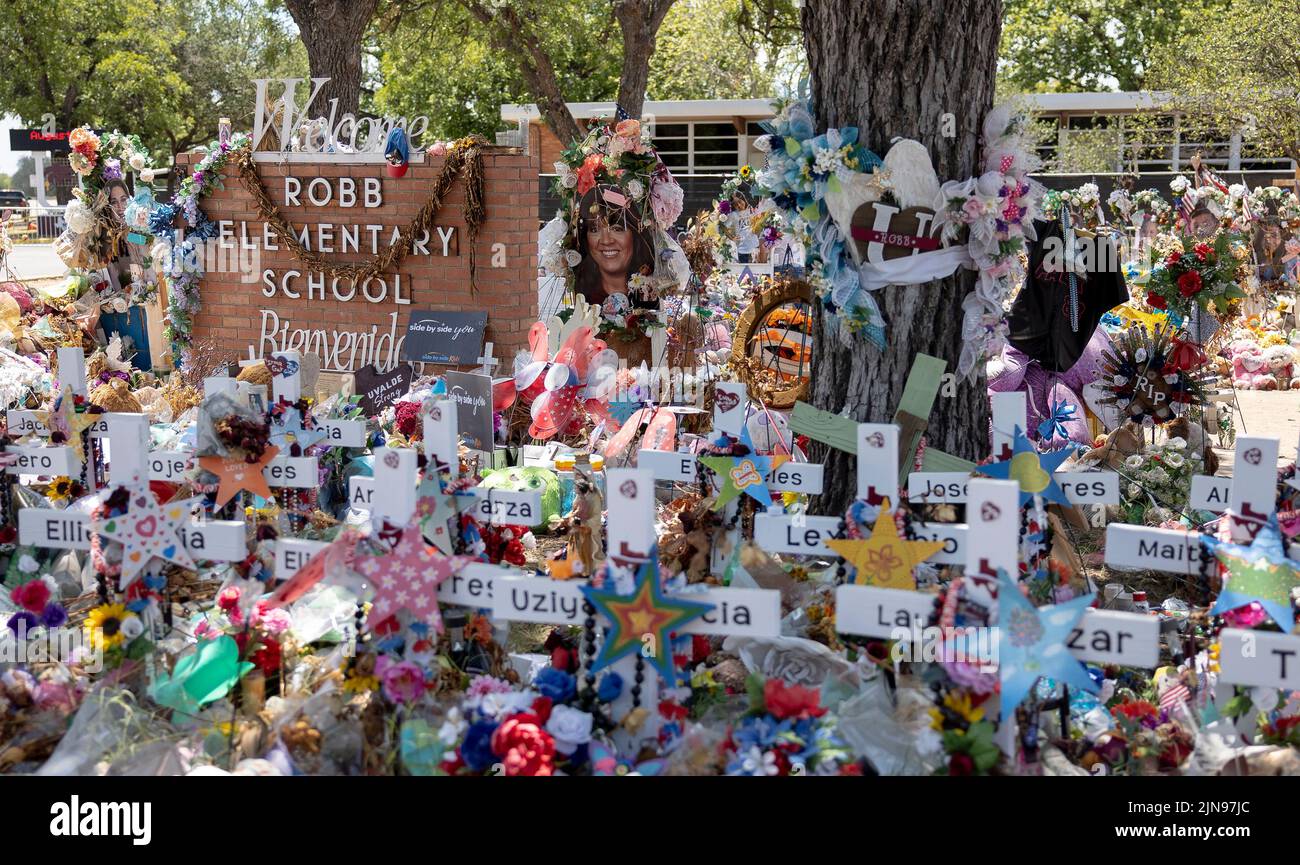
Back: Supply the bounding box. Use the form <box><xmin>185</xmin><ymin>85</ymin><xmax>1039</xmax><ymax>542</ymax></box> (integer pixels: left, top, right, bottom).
<box><xmin>1247</xmin><ymin>186</ymin><xmax>1300</xmax><ymax>227</ymax></box>
<box><xmin>751</xmin><ymin>99</ymin><xmax>887</xmax><ymax>343</ymax></box>
<box><xmin>56</xmin><ymin>127</ymin><xmax>159</xmax><ymax>271</ymax></box>
<box><xmin>1096</xmin><ymin>323</ymin><xmax>1213</xmax><ymax>425</ymax></box>
<box><xmin>149</xmin><ymin>132</ymin><xmax>249</xmax><ymax>370</ymax></box>
<box><xmin>539</xmin><ymin>117</ymin><xmax>689</xmax><ymax>339</ymax></box>
<box><xmin>1108</xmin><ymin>188</ymin><xmax>1171</xmax><ymax>228</ymax></box>
<box><xmin>1144</xmin><ymin>233</ymin><xmax>1248</xmax><ymax>318</ymax></box>
<box><xmin>935</xmin><ymin>102</ymin><xmax>1044</xmax><ymax>378</ymax></box>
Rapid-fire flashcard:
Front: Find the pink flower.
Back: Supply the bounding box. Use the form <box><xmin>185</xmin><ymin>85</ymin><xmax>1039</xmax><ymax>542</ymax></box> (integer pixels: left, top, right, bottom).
<box><xmin>217</xmin><ymin>586</ymin><xmax>241</xmax><ymax>611</ymax></box>
<box><xmin>649</xmin><ymin>171</ymin><xmax>684</xmax><ymax>228</ymax></box>
<box><xmin>467</xmin><ymin>674</ymin><xmax>513</xmax><ymax>698</ymax></box>
<box><xmin>375</xmin><ymin>655</ymin><xmax>427</xmax><ymax>704</ymax></box>
<box><xmin>251</xmin><ymin>600</ymin><xmax>291</xmax><ymax>635</ymax></box>
<box><xmin>960</xmin><ymin>197</ymin><xmax>985</xmax><ymax>222</ymax></box>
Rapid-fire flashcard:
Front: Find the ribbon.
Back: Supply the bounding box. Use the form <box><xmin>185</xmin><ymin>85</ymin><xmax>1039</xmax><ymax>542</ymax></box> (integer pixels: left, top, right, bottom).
<box><xmin>1036</xmin><ymin>397</ymin><xmax>1077</xmax><ymax>442</ymax></box>
<box><xmin>849</xmin><ymin>225</ymin><xmax>942</xmax><ymax>251</ymax></box>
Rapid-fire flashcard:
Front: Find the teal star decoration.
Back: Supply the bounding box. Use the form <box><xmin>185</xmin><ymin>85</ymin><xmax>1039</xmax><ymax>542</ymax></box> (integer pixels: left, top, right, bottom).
<box><xmin>580</xmin><ymin>553</ymin><xmax>713</xmax><ymax>681</ymax></box>
<box><xmin>416</xmin><ymin>475</ymin><xmax>460</xmax><ymax>555</ymax></box>
<box><xmin>980</xmin><ymin>426</ymin><xmax>1073</xmax><ymax>506</ymax></box>
<box><xmin>698</xmin><ymin>426</ymin><xmax>787</xmax><ymax>511</ymax></box>
<box><xmin>270</xmin><ymin>407</ymin><xmax>326</xmax><ymax>454</ymax></box>
<box><xmin>996</xmin><ymin>568</ymin><xmax>1099</xmax><ymax>720</ymax></box>
<box><xmin>1203</xmin><ymin>514</ymin><xmax>1300</xmax><ymax>631</ymax></box>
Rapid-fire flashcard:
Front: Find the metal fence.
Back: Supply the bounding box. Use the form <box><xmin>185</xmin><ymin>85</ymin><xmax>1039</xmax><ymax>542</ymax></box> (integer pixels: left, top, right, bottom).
<box><xmin>2</xmin><ymin>204</ymin><xmax>66</xmax><ymax>242</ymax></box>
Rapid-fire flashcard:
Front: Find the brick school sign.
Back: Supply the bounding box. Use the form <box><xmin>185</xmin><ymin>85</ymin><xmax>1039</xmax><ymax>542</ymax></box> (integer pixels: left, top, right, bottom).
<box><xmin>179</xmin><ymin>146</ymin><xmax>539</xmax><ymax>372</ymax></box>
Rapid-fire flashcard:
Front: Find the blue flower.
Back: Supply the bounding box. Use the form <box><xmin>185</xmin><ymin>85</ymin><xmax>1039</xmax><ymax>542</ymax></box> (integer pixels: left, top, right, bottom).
<box><xmin>41</xmin><ymin>603</ymin><xmax>67</xmax><ymax>629</ymax></box>
<box><xmin>534</xmin><ymin>667</ymin><xmax>576</xmax><ymax>703</ymax></box>
<box><xmin>460</xmin><ymin>720</ymin><xmax>499</xmax><ymax>771</ymax></box>
<box><xmin>597</xmin><ymin>671</ymin><xmax>623</xmax><ymax>702</ymax></box>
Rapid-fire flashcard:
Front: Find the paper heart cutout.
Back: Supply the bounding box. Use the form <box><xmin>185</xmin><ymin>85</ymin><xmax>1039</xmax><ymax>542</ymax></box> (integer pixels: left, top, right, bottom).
<box><xmin>162</xmin><ymin>545</ymin><xmax>177</xmax><ymax>559</ymax></box>
<box><xmin>384</xmin><ymin>451</ymin><xmax>400</xmax><ymax>469</ymax></box>
<box><xmin>1009</xmin><ymin>451</ymin><xmax>1051</xmax><ymax>494</ymax></box>
<box><xmin>715</xmin><ymin>389</ymin><xmax>740</xmax><ymax>414</ymax></box>
<box><xmin>102</xmin><ymin>520</ymin><xmax>117</xmax><ymax>533</ymax></box>
<box><xmin>980</xmin><ymin>502</ymin><xmax>1001</xmax><ymax>522</ymax></box>
<box><xmin>136</xmin><ymin>515</ymin><xmax>158</xmax><ymax>538</ymax></box>
<box><xmin>128</xmin><ymin>551</ymin><xmax>143</xmax><ymax>562</ymax></box>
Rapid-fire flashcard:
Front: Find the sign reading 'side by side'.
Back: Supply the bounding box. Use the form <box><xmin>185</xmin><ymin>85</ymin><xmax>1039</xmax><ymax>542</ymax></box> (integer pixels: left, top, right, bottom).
<box><xmin>402</xmin><ymin>310</ymin><xmax>487</xmax><ymax>365</ymax></box>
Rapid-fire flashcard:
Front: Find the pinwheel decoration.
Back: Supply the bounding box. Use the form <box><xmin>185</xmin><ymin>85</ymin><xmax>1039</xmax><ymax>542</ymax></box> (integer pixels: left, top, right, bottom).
<box><xmin>1096</xmin><ymin>324</ymin><xmax>1212</xmax><ymax>425</ymax></box>
<box><xmin>505</xmin><ymin>321</ymin><xmax>621</xmax><ymax>440</ymax></box>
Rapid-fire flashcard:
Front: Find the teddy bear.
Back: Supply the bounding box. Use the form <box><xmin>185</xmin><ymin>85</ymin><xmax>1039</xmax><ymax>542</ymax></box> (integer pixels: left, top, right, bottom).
<box><xmin>1231</xmin><ymin>341</ymin><xmax>1276</xmax><ymax>390</ymax></box>
<box><xmin>1263</xmin><ymin>344</ymin><xmax>1300</xmax><ymax>389</ymax></box>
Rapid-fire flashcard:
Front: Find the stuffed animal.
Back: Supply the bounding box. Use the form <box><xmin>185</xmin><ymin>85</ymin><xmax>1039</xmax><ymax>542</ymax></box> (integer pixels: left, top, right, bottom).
<box><xmin>1231</xmin><ymin>342</ymin><xmax>1276</xmax><ymax>390</ymax></box>
<box><xmin>1263</xmin><ymin>344</ymin><xmax>1299</xmax><ymax>389</ymax></box>
<box><xmin>1079</xmin><ymin>422</ymin><xmax>1143</xmax><ymax>472</ymax></box>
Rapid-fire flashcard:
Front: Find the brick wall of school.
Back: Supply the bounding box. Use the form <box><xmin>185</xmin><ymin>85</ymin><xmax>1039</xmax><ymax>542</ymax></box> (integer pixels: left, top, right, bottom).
<box><xmin>178</xmin><ymin>145</ymin><xmax>539</xmax><ymax>372</ymax></box>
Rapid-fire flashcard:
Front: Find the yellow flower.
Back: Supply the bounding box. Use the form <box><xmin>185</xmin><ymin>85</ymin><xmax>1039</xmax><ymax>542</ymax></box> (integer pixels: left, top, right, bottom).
<box><xmin>738</xmin><ymin>165</ymin><xmax>753</xmax><ymax>181</ymax></box>
<box><xmin>932</xmin><ymin>691</ymin><xmax>985</xmax><ymax>731</ymax></box>
<box><xmin>84</xmin><ymin>603</ymin><xmax>131</xmax><ymax>651</ymax></box>
<box><xmin>48</xmin><ymin>476</ymin><xmax>74</xmax><ymax>502</ymax></box>
<box><xmin>343</xmin><ymin>673</ymin><xmax>379</xmax><ymax>694</ymax></box>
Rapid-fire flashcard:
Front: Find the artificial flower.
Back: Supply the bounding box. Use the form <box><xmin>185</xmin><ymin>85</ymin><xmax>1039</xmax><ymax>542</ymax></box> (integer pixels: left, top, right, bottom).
<box><xmin>545</xmin><ymin>704</ymin><xmax>593</xmax><ymax>755</ymax></box>
<box><xmin>375</xmin><ymin>655</ymin><xmax>427</xmax><ymax>704</ymax></box>
<box><xmin>84</xmin><ymin>603</ymin><xmax>132</xmax><ymax>651</ymax></box>
<box><xmin>10</xmin><ymin>580</ymin><xmax>50</xmax><ymax>614</ymax></box>
<box><xmin>763</xmin><ymin>678</ymin><xmax>826</xmax><ymax>720</ymax></box>
<box><xmin>491</xmin><ymin>713</ymin><xmax>555</xmax><ymax>776</ymax></box>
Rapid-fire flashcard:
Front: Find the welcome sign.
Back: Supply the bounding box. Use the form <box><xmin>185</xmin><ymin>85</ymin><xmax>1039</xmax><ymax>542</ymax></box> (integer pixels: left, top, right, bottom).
<box><xmin>187</xmin><ymin>77</ymin><xmax>539</xmax><ymax>375</ymax></box>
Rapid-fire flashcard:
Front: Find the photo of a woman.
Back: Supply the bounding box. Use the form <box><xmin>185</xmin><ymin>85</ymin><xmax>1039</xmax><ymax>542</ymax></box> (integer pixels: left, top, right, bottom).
<box><xmin>98</xmin><ymin>175</ymin><xmax>159</xmax><ymax>370</ymax></box>
<box><xmin>573</xmin><ymin>184</ymin><xmax>659</xmax><ymax>365</ymax></box>
<box><xmin>1253</xmin><ymin>220</ymin><xmax>1287</xmax><ymax>283</ymax></box>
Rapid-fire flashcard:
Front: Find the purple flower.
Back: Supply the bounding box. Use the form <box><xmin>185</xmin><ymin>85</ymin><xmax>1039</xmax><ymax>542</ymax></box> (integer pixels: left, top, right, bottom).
<box><xmin>7</xmin><ymin>611</ymin><xmax>39</xmax><ymax>637</ymax></box>
<box><xmin>102</xmin><ymin>158</ymin><xmax>122</xmax><ymax>181</ymax></box>
<box><xmin>41</xmin><ymin>603</ymin><xmax>67</xmax><ymax>629</ymax></box>
<box><xmin>718</xmin><ymin>200</ymin><xmax>732</xmax><ymax>215</ymax></box>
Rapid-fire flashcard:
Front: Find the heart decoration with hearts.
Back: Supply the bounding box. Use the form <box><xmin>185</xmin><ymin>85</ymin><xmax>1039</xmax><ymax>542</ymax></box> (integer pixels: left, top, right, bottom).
<box><xmin>714</xmin><ymin>389</ymin><xmax>740</xmax><ymax>415</ymax></box>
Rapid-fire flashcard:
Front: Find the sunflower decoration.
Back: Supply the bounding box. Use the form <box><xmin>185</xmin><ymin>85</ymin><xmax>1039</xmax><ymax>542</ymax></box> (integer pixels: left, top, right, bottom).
<box><xmin>84</xmin><ymin>602</ymin><xmax>138</xmax><ymax>652</ymax></box>
<box><xmin>1096</xmin><ymin>323</ymin><xmax>1214</xmax><ymax>425</ymax></box>
<box><xmin>45</xmin><ymin>476</ymin><xmax>80</xmax><ymax>503</ymax></box>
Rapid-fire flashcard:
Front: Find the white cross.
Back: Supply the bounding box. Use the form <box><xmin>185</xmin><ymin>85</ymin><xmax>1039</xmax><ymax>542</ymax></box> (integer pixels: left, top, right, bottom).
<box><xmin>477</xmin><ymin>342</ymin><xmax>498</xmax><ymax>375</ymax></box>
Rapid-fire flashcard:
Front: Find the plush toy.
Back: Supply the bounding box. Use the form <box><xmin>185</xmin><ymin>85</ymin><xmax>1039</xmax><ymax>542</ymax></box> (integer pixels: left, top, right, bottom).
<box><xmin>1231</xmin><ymin>342</ymin><xmax>1276</xmax><ymax>390</ymax></box>
<box><xmin>1079</xmin><ymin>422</ymin><xmax>1143</xmax><ymax>472</ymax></box>
<box><xmin>989</xmin><ymin>328</ymin><xmax>1111</xmax><ymax>447</ymax></box>
<box><xmin>478</xmin><ymin>465</ymin><xmax>561</xmax><ymax>527</ymax></box>
<box><xmin>1263</xmin><ymin>344</ymin><xmax>1299</xmax><ymax>389</ymax></box>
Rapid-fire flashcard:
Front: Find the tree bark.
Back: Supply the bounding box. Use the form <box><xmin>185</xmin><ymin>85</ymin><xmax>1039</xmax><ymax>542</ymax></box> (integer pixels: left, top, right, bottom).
<box><xmin>460</xmin><ymin>0</ymin><xmax>583</xmax><ymax>144</ymax></box>
<box><xmin>285</xmin><ymin>0</ymin><xmax>380</xmax><ymax>118</ymax></box>
<box><xmin>802</xmin><ymin>0</ymin><xmax>1001</xmax><ymax>516</ymax></box>
<box><xmin>613</xmin><ymin>0</ymin><xmax>677</xmax><ymax>118</ymax></box>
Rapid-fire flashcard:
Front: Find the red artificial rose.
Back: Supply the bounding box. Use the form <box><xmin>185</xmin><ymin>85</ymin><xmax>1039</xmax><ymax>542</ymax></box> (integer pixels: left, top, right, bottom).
<box><xmin>1146</xmin><ymin>292</ymin><xmax>1167</xmax><ymax>310</ymax></box>
<box><xmin>691</xmin><ymin>634</ymin><xmax>711</xmax><ymax>664</ymax></box>
<box><xmin>1193</xmin><ymin>242</ymin><xmax>1211</xmax><ymax>261</ymax></box>
<box><xmin>575</xmin><ymin>154</ymin><xmax>603</xmax><ymax>197</ymax></box>
<box><xmin>1112</xmin><ymin>699</ymin><xmax>1159</xmax><ymax>724</ymax></box>
<box><xmin>11</xmin><ymin>580</ymin><xmax>50</xmax><ymax>614</ymax></box>
<box><xmin>530</xmin><ymin>695</ymin><xmax>553</xmax><ymax>724</ymax></box>
<box><xmin>948</xmin><ymin>752</ymin><xmax>976</xmax><ymax>776</ymax></box>
<box><xmin>1168</xmin><ymin>337</ymin><xmax>1207</xmax><ymax>371</ymax></box>
<box><xmin>658</xmin><ymin>700</ymin><xmax>689</xmax><ymax>721</ymax></box>
<box><xmin>250</xmin><ymin>637</ymin><xmax>282</xmax><ymax>677</ymax></box>
<box><xmin>0</xmin><ymin>525</ymin><xmax>18</xmax><ymax>544</ymax></box>
<box><xmin>490</xmin><ymin>715</ymin><xmax>555</xmax><ymax>776</ymax></box>
<box><xmin>763</xmin><ymin>679</ymin><xmax>827</xmax><ymax>720</ymax></box>
<box><xmin>1164</xmin><ymin>251</ymin><xmax>1182</xmax><ymax>266</ymax></box>
<box><xmin>550</xmin><ymin>645</ymin><xmax>576</xmax><ymax>673</ymax></box>
<box><xmin>1177</xmin><ymin>270</ymin><xmax>1202</xmax><ymax>297</ymax></box>
<box><xmin>393</xmin><ymin>401</ymin><xmax>422</xmax><ymax>438</ymax></box>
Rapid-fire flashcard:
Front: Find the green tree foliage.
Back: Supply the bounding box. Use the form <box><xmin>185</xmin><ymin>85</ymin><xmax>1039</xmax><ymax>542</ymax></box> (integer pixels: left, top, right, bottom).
<box><xmin>0</xmin><ymin>0</ymin><xmax>304</xmax><ymax>169</ymax></box>
<box><xmin>374</xmin><ymin>0</ymin><xmax>803</xmax><ymax>141</ymax></box>
<box><xmin>1148</xmin><ymin>0</ymin><xmax>1300</xmax><ymax>164</ymax></box>
<box><xmin>998</xmin><ymin>0</ymin><xmax>1225</xmax><ymax>93</ymax></box>
<box><xmin>374</xmin><ymin>0</ymin><xmax>621</xmax><ymax>141</ymax></box>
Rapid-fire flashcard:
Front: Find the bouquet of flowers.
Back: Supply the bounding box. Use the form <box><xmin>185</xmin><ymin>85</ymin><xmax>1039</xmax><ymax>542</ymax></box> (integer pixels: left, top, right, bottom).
<box><xmin>1144</xmin><ymin>234</ymin><xmax>1247</xmax><ymax>317</ymax></box>
<box><xmin>1118</xmin><ymin>435</ymin><xmax>1204</xmax><ymax>525</ymax></box>
<box><xmin>722</xmin><ymin>676</ymin><xmax>853</xmax><ymax>776</ymax></box>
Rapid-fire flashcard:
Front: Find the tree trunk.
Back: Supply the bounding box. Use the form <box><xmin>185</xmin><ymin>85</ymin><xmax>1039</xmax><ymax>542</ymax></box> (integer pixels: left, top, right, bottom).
<box><xmin>285</xmin><ymin>0</ymin><xmax>380</xmax><ymax>118</ymax></box>
<box><xmin>802</xmin><ymin>0</ymin><xmax>1001</xmax><ymax>515</ymax></box>
<box><xmin>613</xmin><ymin>0</ymin><xmax>677</xmax><ymax>118</ymax></box>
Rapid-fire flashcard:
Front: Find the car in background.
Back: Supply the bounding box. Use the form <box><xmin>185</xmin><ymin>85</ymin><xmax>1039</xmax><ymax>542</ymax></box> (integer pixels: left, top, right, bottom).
<box><xmin>0</xmin><ymin>190</ymin><xmax>28</xmax><ymax>218</ymax></box>
<box><xmin>0</xmin><ymin>191</ymin><xmax>38</xmax><ymax>241</ymax></box>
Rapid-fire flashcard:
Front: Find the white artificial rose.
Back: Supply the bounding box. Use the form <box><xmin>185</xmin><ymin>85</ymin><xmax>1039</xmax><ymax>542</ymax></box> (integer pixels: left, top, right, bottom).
<box><xmin>65</xmin><ymin>199</ymin><xmax>94</xmax><ymax>234</ymax></box>
<box><xmin>140</xmin><ymin>168</ymin><xmax>155</xmax><ymax>183</ymax></box>
<box><xmin>545</xmin><ymin>705</ymin><xmax>593</xmax><ymax>755</ymax></box>
<box><xmin>723</xmin><ymin>635</ymin><xmax>858</xmax><ymax>688</ymax></box>
<box><xmin>119</xmin><ymin>615</ymin><xmax>145</xmax><ymax>640</ymax></box>
<box><xmin>129</xmin><ymin>153</ymin><xmax>146</xmax><ymax>172</ymax></box>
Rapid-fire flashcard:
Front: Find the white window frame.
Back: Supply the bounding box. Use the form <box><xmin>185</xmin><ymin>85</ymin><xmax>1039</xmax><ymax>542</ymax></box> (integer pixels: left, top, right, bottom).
<box><xmin>651</xmin><ymin>121</ymin><xmax>740</xmax><ymax>173</ymax></box>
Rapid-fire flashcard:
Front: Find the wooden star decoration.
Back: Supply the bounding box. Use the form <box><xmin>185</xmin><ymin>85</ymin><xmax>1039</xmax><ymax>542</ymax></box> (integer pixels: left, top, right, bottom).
<box><xmin>39</xmin><ymin>386</ymin><xmax>97</xmax><ymax>465</ymax></box>
<box><xmin>94</xmin><ymin>480</ymin><xmax>199</xmax><ymax>588</ymax></box>
<box><xmin>698</xmin><ymin>426</ymin><xmax>789</xmax><ymax>510</ymax></box>
<box><xmin>825</xmin><ymin>498</ymin><xmax>944</xmax><ymax>589</ymax></box>
<box><xmin>1203</xmin><ymin>514</ymin><xmax>1300</xmax><ymax>631</ymax></box>
<box><xmin>580</xmin><ymin>554</ymin><xmax>713</xmax><ymax>681</ymax></box>
<box><xmin>270</xmin><ymin>406</ymin><xmax>326</xmax><ymax>455</ymax></box>
<box><xmin>356</xmin><ymin>522</ymin><xmax>469</xmax><ymax>634</ymax></box>
<box><xmin>199</xmin><ymin>445</ymin><xmax>280</xmax><ymax>509</ymax></box>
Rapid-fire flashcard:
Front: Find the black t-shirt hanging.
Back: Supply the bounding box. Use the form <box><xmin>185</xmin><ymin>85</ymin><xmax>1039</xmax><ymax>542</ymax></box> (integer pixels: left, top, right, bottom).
<box><xmin>1006</xmin><ymin>219</ymin><xmax>1127</xmax><ymax>373</ymax></box>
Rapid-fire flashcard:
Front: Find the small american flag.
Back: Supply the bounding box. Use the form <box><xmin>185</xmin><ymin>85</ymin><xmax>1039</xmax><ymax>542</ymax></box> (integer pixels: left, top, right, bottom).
<box><xmin>615</xmin><ymin>104</ymin><xmax>632</xmax><ymax>121</ymax></box>
<box><xmin>1160</xmin><ymin>681</ymin><xmax>1191</xmax><ymax>711</ymax></box>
